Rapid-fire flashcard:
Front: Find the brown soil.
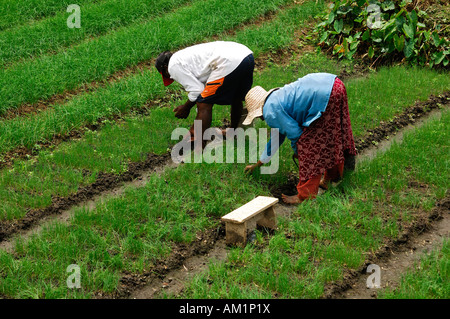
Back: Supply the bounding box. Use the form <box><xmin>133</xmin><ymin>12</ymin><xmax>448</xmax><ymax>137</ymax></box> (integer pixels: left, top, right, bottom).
<box><xmin>129</xmin><ymin>239</ymin><xmax>228</xmax><ymax>299</ymax></box>
<box><xmin>344</xmin><ymin>208</ymin><xmax>449</xmax><ymax>299</ymax></box>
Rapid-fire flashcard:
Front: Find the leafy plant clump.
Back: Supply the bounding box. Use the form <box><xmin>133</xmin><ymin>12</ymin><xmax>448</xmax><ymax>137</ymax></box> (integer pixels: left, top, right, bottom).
<box><xmin>315</xmin><ymin>0</ymin><xmax>449</xmax><ymax>68</ymax></box>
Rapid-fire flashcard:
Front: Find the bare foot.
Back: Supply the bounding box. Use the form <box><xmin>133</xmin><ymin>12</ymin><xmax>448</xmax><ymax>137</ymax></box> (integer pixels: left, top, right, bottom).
<box><xmin>281</xmin><ymin>194</ymin><xmax>303</xmax><ymax>205</ymax></box>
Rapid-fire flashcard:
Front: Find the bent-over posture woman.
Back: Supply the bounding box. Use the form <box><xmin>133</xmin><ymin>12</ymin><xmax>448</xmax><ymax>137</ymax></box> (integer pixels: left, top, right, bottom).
<box><xmin>243</xmin><ymin>73</ymin><xmax>356</xmax><ymax>204</ymax></box>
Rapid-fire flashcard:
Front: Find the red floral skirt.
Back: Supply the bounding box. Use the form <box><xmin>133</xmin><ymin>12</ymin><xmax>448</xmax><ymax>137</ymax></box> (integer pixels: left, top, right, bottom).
<box><xmin>296</xmin><ymin>78</ymin><xmax>356</xmax><ymax>181</ymax></box>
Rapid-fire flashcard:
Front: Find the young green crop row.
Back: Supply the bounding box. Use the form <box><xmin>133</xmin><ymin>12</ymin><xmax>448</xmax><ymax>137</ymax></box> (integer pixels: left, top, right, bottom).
<box><xmin>0</xmin><ymin>60</ymin><xmax>447</xmax><ymax>159</ymax></box>
<box><xmin>0</xmin><ymin>0</ymin><xmax>192</xmax><ymax>67</ymax></box>
<box><xmin>0</xmin><ymin>0</ymin><xmax>99</xmax><ymax>31</ymax></box>
<box><xmin>0</xmin><ymin>0</ymin><xmax>325</xmax><ymax>155</ymax></box>
<box><xmin>0</xmin><ymin>0</ymin><xmax>292</xmax><ymax>114</ymax></box>
<box><xmin>0</xmin><ymin>100</ymin><xmax>447</xmax><ymax>299</ymax></box>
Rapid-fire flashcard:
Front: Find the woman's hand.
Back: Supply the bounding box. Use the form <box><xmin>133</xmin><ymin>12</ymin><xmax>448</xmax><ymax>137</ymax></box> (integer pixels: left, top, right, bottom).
<box><xmin>244</xmin><ymin>160</ymin><xmax>263</xmax><ymax>174</ymax></box>
<box><xmin>174</xmin><ymin>100</ymin><xmax>195</xmax><ymax>119</ymax></box>
<box><xmin>174</xmin><ymin>104</ymin><xmax>191</xmax><ymax>119</ymax></box>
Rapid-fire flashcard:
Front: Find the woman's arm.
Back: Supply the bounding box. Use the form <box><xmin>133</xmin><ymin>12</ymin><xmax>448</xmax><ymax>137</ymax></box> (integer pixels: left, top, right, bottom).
<box><xmin>244</xmin><ymin>132</ymin><xmax>286</xmax><ymax>174</ymax></box>
<box><xmin>259</xmin><ymin>132</ymin><xmax>286</xmax><ymax>164</ymax></box>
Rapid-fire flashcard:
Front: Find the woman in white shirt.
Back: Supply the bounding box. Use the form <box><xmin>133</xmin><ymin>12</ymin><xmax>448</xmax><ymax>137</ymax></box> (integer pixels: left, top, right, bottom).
<box><xmin>155</xmin><ymin>41</ymin><xmax>255</xmax><ymax>148</ymax></box>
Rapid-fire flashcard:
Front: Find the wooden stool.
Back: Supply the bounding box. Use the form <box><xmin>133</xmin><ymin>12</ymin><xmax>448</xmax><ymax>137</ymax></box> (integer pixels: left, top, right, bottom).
<box><xmin>221</xmin><ymin>196</ymin><xmax>278</xmax><ymax>246</ymax></box>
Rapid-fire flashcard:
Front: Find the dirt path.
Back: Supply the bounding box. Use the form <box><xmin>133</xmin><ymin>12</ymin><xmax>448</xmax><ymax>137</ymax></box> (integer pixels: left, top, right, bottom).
<box><xmin>128</xmin><ymin>192</ymin><xmax>448</xmax><ymax>300</ymax></box>
<box><xmin>355</xmin><ymin>106</ymin><xmax>445</xmax><ymax>162</ymax></box>
<box><xmin>323</xmin><ymin>108</ymin><xmax>449</xmax><ymax>299</ymax></box>
<box><xmin>127</xmin><ymin>203</ymin><xmax>294</xmax><ymax>299</ymax></box>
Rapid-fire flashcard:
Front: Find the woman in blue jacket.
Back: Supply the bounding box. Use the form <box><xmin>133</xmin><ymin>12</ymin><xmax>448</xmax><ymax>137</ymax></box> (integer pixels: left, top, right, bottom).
<box><xmin>243</xmin><ymin>73</ymin><xmax>356</xmax><ymax>204</ymax></box>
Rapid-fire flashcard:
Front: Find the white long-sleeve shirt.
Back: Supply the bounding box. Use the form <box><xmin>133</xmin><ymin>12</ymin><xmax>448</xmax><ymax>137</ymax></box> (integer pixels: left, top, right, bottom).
<box><xmin>168</xmin><ymin>41</ymin><xmax>253</xmax><ymax>102</ymax></box>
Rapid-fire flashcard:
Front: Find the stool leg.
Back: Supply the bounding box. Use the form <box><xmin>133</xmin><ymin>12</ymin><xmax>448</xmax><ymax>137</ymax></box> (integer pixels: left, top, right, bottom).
<box><xmin>257</xmin><ymin>207</ymin><xmax>277</xmax><ymax>229</ymax></box>
<box><xmin>225</xmin><ymin>222</ymin><xmax>247</xmax><ymax>246</ymax></box>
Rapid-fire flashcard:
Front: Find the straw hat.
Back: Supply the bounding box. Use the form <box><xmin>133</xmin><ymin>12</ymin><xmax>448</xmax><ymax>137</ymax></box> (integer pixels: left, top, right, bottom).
<box><xmin>243</xmin><ymin>86</ymin><xmax>278</xmax><ymax>125</ymax></box>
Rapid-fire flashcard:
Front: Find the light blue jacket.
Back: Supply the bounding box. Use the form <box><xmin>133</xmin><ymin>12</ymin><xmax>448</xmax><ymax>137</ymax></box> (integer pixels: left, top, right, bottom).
<box><xmin>260</xmin><ymin>73</ymin><xmax>337</xmax><ymax>163</ymax></box>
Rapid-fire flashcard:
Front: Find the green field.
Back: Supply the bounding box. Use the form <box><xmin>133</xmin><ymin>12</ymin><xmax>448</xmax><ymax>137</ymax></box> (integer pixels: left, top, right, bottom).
<box><xmin>0</xmin><ymin>0</ymin><xmax>448</xmax><ymax>301</ymax></box>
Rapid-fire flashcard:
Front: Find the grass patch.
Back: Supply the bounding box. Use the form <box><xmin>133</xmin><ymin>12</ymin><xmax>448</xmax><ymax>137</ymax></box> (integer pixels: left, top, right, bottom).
<box><xmin>346</xmin><ymin>66</ymin><xmax>450</xmax><ymax>137</ymax></box>
<box><xmin>0</xmin><ymin>0</ymin><xmax>99</xmax><ymax>31</ymax></box>
<box><xmin>0</xmin><ymin>0</ymin><xmax>192</xmax><ymax>67</ymax></box>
